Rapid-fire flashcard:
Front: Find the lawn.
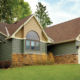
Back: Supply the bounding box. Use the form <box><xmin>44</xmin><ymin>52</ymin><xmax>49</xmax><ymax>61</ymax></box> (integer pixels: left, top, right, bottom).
<box><xmin>0</xmin><ymin>64</ymin><xmax>80</xmax><ymax>80</ymax></box>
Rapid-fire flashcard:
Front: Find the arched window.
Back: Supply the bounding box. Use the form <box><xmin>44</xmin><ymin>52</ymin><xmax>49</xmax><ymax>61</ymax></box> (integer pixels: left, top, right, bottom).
<box><xmin>26</xmin><ymin>31</ymin><xmax>40</xmax><ymax>50</ymax></box>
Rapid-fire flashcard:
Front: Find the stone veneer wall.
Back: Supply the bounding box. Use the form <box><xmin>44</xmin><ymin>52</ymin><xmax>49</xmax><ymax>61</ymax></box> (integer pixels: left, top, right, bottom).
<box><xmin>12</xmin><ymin>53</ymin><xmax>54</xmax><ymax>67</ymax></box>
<box><xmin>54</xmin><ymin>54</ymin><xmax>78</xmax><ymax>64</ymax></box>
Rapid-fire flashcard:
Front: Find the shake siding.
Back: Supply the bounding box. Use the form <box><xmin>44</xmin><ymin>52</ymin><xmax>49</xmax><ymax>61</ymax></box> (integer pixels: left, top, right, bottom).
<box><xmin>24</xmin><ymin>17</ymin><xmax>47</xmax><ymax>41</ymax></box>
<box><xmin>15</xmin><ymin>17</ymin><xmax>47</xmax><ymax>42</ymax></box>
<box><xmin>49</xmin><ymin>41</ymin><xmax>77</xmax><ymax>56</ymax></box>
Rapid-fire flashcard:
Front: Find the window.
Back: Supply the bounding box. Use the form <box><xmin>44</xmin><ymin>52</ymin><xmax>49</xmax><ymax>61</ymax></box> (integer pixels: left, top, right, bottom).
<box><xmin>76</xmin><ymin>46</ymin><xmax>79</xmax><ymax>49</ymax></box>
<box><xmin>31</xmin><ymin>41</ymin><xmax>35</xmax><ymax>49</ymax></box>
<box><xmin>26</xmin><ymin>40</ymin><xmax>30</xmax><ymax>49</ymax></box>
<box><xmin>26</xmin><ymin>31</ymin><xmax>40</xmax><ymax>50</ymax></box>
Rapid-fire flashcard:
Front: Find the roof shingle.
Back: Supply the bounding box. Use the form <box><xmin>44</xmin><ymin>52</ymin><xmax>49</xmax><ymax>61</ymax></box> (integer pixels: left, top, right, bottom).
<box><xmin>0</xmin><ymin>15</ymin><xmax>32</xmax><ymax>36</ymax></box>
<box><xmin>45</xmin><ymin>18</ymin><xmax>80</xmax><ymax>43</ymax></box>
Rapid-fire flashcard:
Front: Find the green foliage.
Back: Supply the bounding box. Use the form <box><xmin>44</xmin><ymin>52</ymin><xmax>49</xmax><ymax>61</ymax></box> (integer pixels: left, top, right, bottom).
<box><xmin>16</xmin><ymin>0</ymin><xmax>32</xmax><ymax>20</ymax></box>
<box><xmin>0</xmin><ymin>0</ymin><xmax>16</xmax><ymax>23</ymax></box>
<box><xmin>0</xmin><ymin>0</ymin><xmax>32</xmax><ymax>24</ymax></box>
<box><xmin>35</xmin><ymin>2</ymin><xmax>53</xmax><ymax>28</ymax></box>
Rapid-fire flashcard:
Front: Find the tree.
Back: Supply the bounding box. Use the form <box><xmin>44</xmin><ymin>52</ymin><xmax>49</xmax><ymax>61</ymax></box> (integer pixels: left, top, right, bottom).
<box><xmin>16</xmin><ymin>0</ymin><xmax>32</xmax><ymax>20</ymax></box>
<box><xmin>0</xmin><ymin>0</ymin><xmax>17</xmax><ymax>23</ymax></box>
<box><xmin>35</xmin><ymin>2</ymin><xmax>53</xmax><ymax>28</ymax></box>
<box><xmin>0</xmin><ymin>0</ymin><xmax>32</xmax><ymax>24</ymax></box>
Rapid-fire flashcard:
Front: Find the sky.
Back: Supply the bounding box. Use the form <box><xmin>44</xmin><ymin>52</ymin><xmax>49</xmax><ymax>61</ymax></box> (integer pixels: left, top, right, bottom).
<box><xmin>24</xmin><ymin>0</ymin><xmax>80</xmax><ymax>25</ymax></box>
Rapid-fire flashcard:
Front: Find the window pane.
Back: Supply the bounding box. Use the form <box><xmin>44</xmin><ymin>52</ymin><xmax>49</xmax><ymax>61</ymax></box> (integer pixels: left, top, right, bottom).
<box><xmin>31</xmin><ymin>41</ymin><xmax>35</xmax><ymax>49</ymax></box>
<box><xmin>36</xmin><ymin>42</ymin><xmax>40</xmax><ymax>50</ymax></box>
<box><xmin>26</xmin><ymin>31</ymin><xmax>39</xmax><ymax>40</ymax></box>
<box><xmin>26</xmin><ymin>40</ymin><xmax>30</xmax><ymax>49</ymax></box>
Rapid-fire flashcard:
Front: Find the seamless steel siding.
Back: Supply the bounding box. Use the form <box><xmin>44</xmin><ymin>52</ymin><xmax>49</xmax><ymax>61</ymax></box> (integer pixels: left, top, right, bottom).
<box><xmin>0</xmin><ymin>40</ymin><xmax>12</xmax><ymax>61</ymax></box>
<box><xmin>12</xmin><ymin>39</ymin><xmax>47</xmax><ymax>54</ymax></box>
<box><xmin>49</xmin><ymin>41</ymin><xmax>77</xmax><ymax>56</ymax></box>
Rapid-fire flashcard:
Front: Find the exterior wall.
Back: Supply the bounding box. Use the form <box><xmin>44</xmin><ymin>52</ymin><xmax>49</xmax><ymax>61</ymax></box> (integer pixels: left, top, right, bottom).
<box><xmin>12</xmin><ymin>54</ymin><xmax>48</xmax><ymax>66</ymax></box>
<box><xmin>0</xmin><ymin>39</ymin><xmax>12</xmax><ymax>68</ymax></box>
<box><xmin>15</xmin><ymin>17</ymin><xmax>47</xmax><ymax>42</ymax></box>
<box><xmin>11</xmin><ymin>38</ymin><xmax>49</xmax><ymax>66</ymax></box>
<box><xmin>12</xmin><ymin>39</ymin><xmax>47</xmax><ymax>54</ymax></box>
<box><xmin>48</xmin><ymin>41</ymin><xmax>78</xmax><ymax>64</ymax></box>
<box><xmin>12</xmin><ymin>39</ymin><xmax>24</xmax><ymax>53</ymax></box>
<box><xmin>24</xmin><ymin>41</ymin><xmax>47</xmax><ymax>54</ymax></box>
<box><xmin>0</xmin><ymin>33</ymin><xmax>12</xmax><ymax>61</ymax></box>
<box><xmin>0</xmin><ymin>40</ymin><xmax>12</xmax><ymax>61</ymax></box>
<box><xmin>54</xmin><ymin>54</ymin><xmax>78</xmax><ymax>64</ymax></box>
<box><xmin>76</xmin><ymin>41</ymin><xmax>80</xmax><ymax>64</ymax></box>
<box><xmin>49</xmin><ymin>41</ymin><xmax>77</xmax><ymax>56</ymax></box>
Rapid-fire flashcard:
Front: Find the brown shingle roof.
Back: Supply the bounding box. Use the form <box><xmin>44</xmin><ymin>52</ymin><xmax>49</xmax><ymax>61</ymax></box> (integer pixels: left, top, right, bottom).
<box><xmin>7</xmin><ymin>15</ymin><xmax>32</xmax><ymax>36</ymax></box>
<box><xmin>45</xmin><ymin>18</ymin><xmax>80</xmax><ymax>44</ymax></box>
<box><xmin>0</xmin><ymin>15</ymin><xmax>32</xmax><ymax>36</ymax></box>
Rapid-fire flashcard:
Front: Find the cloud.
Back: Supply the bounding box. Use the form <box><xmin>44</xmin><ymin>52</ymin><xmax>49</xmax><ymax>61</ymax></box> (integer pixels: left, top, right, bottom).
<box><xmin>24</xmin><ymin>0</ymin><xmax>80</xmax><ymax>26</ymax></box>
<box><xmin>24</xmin><ymin>0</ymin><xmax>38</xmax><ymax>13</ymax></box>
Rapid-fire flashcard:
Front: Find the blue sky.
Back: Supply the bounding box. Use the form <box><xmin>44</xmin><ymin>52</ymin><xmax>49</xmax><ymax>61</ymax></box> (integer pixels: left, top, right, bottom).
<box><xmin>24</xmin><ymin>0</ymin><xmax>80</xmax><ymax>26</ymax></box>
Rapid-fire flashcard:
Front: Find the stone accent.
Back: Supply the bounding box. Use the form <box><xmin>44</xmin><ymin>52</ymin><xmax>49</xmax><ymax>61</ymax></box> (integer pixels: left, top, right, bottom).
<box><xmin>12</xmin><ymin>53</ymin><xmax>54</xmax><ymax>67</ymax></box>
<box><xmin>54</xmin><ymin>54</ymin><xmax>78</xmax><ymax>64</ymax></box>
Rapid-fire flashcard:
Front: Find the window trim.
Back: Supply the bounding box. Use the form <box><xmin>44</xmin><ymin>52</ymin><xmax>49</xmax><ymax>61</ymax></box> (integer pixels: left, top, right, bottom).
<box><xmin>26</xmin><ymin>39</ymin><xmax>40</xmax><ymax>51</ymax></box>
<box><xmin>26</xmin><ymin>30</ymin><xmax>40</xmax><ymax>51</ymax></box>
<box><xmin>26</xmin><ymin>30</ymin><xmax>40</xmax><ymax>41</ymax></box>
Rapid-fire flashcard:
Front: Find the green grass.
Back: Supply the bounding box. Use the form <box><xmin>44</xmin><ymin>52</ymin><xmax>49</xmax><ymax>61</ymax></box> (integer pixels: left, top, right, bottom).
<box><xmin>0</xmin><ymin>64</ymin><xmax>80</xmax><ymax>80</ymax></box>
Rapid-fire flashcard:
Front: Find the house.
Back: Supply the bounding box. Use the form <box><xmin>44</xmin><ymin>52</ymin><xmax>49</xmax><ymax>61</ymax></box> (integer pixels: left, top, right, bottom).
<box><xmin>45</xmin><ymin>17</ymin><xmax>80</xmax><ymax>64</ymax></box>
<box><xmin>0</xmin><ymin>15</ymin><xmax>53</xmax><ymax>68</ymax></box>
<box><xmin>1</xmin><ymin>14</ymin><xmax>80</xmax><ymax>68</ymax></box>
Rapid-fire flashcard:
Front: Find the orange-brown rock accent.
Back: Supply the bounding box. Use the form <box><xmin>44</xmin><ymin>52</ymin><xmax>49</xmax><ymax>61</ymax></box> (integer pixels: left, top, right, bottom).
<box><xmin>12</xmin><ymin>53</ymin><xmax>54</xmax><ymax>67</ymax></box>
<box><xmin>54</xmin><ymin>54</ymin><xmax>78</xmax><ymax>64</ymax></box>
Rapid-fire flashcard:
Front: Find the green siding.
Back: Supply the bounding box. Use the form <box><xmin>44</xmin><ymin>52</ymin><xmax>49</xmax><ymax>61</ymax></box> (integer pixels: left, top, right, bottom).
<box><xmin>40</xmin><ymin>42</ymin><xmax>47</xmax><ymax>53</ymax></box>
<box><xmin>12</xmin><ymin>39</ymin><xmax>47</xmax><ymax>54</ymax></box>
<box><xmin>12</xmin><ymin>39</ymin><xmax>24</xmax><ymax>53</ymax></box>
<box><xmin>0</xmin><ymin>33</ymin><xmax>6</xmax><ymax>42</ymax></box>
<box><xmin>24</xmin><ymin>41</ymin><xmax>47</xmax><ymax>54</ymax></box>
<box><xmin>0</xmin><ymin>39</ymin><xmax>12</xmax><ymax>61</ymax></box>
<box><xmin>48</xmin><ymin>41</ymin><xmax>77</xmax><ymax>56</ymax></box>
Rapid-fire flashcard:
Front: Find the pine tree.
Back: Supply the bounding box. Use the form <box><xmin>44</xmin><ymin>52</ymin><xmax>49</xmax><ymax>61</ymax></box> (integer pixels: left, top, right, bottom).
<box><xmin>35</xmin><ymin>2</ymin><xmax>53</xmax><ymax>28</ymax></box>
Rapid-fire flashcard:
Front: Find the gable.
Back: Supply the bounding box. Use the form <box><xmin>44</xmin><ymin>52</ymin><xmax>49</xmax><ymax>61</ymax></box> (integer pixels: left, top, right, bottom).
<box><xmin>15</xmin><ymin>27</ymin><xmax>24</xmax><ymax>38</ymax></box>
<box><xmin>15</xmin><ymin>17</ymin><xmax>48</xmax><ymax>42</ymax></box>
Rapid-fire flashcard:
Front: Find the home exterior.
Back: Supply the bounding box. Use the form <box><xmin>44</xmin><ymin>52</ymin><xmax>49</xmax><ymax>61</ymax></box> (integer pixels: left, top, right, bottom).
<box><xmin>1</xmin><ymin>15</ymin><xmax>80</xmax><ymax>67</ymax></box>
<box><xmin>45</xmin><ymin>18</ymin><xmax>80</xmax><ymax>64</ymax></box>
<box><xmin>0</xmin><ymin>15</ymin><xmax>53</xmax><ymax>68</ymax></box>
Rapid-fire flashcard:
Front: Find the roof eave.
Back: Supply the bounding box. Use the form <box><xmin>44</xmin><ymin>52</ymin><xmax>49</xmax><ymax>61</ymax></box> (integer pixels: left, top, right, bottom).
<box><xmin>53</xmin><ymin>39</ymin><xmax>75</xmax><ymax>45</ymax></box>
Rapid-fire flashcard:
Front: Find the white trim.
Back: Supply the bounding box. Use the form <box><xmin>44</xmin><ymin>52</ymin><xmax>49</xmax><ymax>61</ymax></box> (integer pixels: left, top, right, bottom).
<box><xmin>11</xmin><ymin>14</ymin><xmax>54</xmax><ymax>43</ymax></box>
<box><xmin>33</xmin><ymin>16</ymin><xmax>54</xmax><ymax>43</ymax></box>
<box><xmin>77</xmin><ymin>47</ymin><xmax>80</xmax><ymax>64</ymax></box>
<box><xmin>53</xmin><ymin>39</ymin><xmax>75</xmax><ymax>44</ymax></box>
<box><xmin>11</xmin><ymin>15</ymin><xmax>34</xmax><ymax>37</ymax></box>
<box><xmin>0</xmin><ymin>32</ymin><xmax>7</xmax><ymax>37</ymax></box>
<box><xmin>10</xmin><ymin>37</ymin><xmax>48</xmax><ymax>43</ymax></box>
<box><xmin>76</xmin><ymin>34</ymin><xmax>80</xmax><ymax>41</ymax></box>
<box><xmin>5</xmin><ymin>26</ymin><xmax>10</xmax><ymax>37</ymax></box>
